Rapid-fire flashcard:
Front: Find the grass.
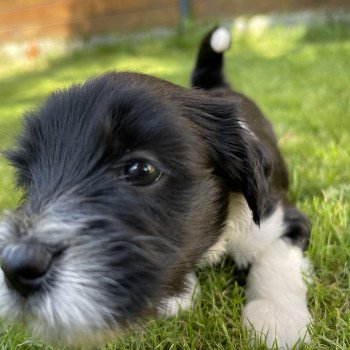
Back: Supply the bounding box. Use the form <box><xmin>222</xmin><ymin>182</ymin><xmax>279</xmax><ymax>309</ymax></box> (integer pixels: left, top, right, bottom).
<box><xmin>0</xmin><ymin>17</ymin><xmax>349</xmax><ymax>350</ymax></box>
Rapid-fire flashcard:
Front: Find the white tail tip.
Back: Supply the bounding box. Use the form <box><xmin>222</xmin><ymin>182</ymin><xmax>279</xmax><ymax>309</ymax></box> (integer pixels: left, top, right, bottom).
<box><xmin>210</xmin><ymin>27</ymin><xmax>231</xmax><ymax>53</ymax></box>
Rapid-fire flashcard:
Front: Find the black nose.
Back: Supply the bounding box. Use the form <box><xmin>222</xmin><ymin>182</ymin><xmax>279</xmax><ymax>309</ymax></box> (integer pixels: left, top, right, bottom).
<box><xmin>0</xmin><ymin>242</ymin><xmax>52</xmax><ymax>297</ymax></box>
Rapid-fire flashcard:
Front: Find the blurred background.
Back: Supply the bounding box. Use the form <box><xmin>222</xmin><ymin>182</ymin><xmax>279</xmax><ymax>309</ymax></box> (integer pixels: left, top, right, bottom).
<box><xmin>1</xmin><ymin>0</ymin><xmax>350</xmax><ymax>59</ymax></box>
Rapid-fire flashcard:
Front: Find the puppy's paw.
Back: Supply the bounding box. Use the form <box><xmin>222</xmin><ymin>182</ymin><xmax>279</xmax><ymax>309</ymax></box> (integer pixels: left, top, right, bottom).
<box><xmin>158</xmin><ymin>273</ymin><xmax>199</xmax><ymax>318</ymax></box>
<box><xmin>242</xmin><ymin>299</ymin><xmax>311</xmax><ymax>349</ymax></box>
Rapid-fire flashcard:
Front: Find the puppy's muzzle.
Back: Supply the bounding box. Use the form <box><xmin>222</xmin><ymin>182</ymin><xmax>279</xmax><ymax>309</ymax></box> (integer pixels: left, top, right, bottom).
<box><xmin>1</xmin><ymin>241</ymin><xmax>53</xmax><ymax>296</ymax></box>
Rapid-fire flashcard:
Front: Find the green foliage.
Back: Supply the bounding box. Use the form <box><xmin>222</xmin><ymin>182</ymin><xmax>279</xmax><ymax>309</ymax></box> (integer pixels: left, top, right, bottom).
<box><xmin>0</xmin><ymin>19</ymin><xmax>349</xmax><ymax>350</ymax></box>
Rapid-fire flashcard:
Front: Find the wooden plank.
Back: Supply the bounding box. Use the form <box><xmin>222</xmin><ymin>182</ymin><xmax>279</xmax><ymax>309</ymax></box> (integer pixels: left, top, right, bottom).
<box><xmin>69</xmin><ymin>6</ymin><xmax>179</xmax><ymax>36</ymax></box>
<box><xmin>0</xmin><ymin>0</ymin><xmax>178</xmax><ymax>41</ymax></box>
<box><xmin>0</xmin><ymin>0</ymin><xmax>349</xmax><ymax>43</ymax></box>
<box><xmin>0</xmin><ymin>0</ymin><xmax>178</xmax><ymax>28</ymax></box>
<box><xmin>192</xmin><ymin>0</ymin><xmax>350</xmax><ymax>19</ymax></box>
<box><xmin>0</xmin><ymin>3</ymin><xmax>179</xmax><ymax>41</ymax></box>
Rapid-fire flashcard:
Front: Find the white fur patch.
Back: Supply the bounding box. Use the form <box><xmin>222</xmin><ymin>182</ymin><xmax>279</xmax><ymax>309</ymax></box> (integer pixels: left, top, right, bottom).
<box><xmin>200</xmin><ymin>234</ymin><xmax>228</xmax><ymax>265</ymax></box>
<box><xmin>0</xmin><ymin>210</ymin><xmax>119</xmax><ymax>347</ymax></box>
<box><xmin>210</xmin><ymin>27</ymin><xmax>231</xmax><ymax>53</ymax></box>
<box><xmin>242</xmin><ymin>239</ymin><xmax>311</xmax><ymax>349</ymax></box>
<box><xmin>0</xmin><ymin>212</ymin><xmax>17</xmax><ymax>241</ymax></box>
<box><xmin>225</xmin><ymin>197</ymin><xmax>287</xmax><ymax>268</ymax></box>
<box><xmin>159</xmin><ymin>272</ymin><xmax>198</xmax><ymax>318</ymax></box>
<box><xmin>0</xmin><ymin>273</ymin><xmax>23</xmax><ymax>322</ymax></box>
<box><xmin>0</xmin><ymin>256</ymin><xmax>119</xmax><ymax>347</ymax></box>
<box><xmin>201</xmin><ymin>194</ymin><xmax>250</xmax><ymax>265</ymax></box>
<box><xmin>205</xmin><ymin>194</ymin><xmax>311</xmax><ymax>348</ymax></box>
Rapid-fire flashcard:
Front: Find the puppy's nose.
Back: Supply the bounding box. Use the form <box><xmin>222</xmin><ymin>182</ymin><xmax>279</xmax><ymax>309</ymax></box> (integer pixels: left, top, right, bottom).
<box><xmin>0</xmin><ymin>242</ymin><xmax>52</xmax><ymax>297</ymax></box>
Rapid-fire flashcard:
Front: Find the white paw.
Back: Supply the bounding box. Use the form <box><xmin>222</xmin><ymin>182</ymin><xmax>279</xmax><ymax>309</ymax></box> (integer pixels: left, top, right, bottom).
<box><xmin>158</xmin><ymin>273</ymin><xmax>199</xmax><ymax>318</ymax></box>
<box><xmin>242</xmin><ymin>299</ymin><xmax>311</xmax><ymax>349</ymax></box>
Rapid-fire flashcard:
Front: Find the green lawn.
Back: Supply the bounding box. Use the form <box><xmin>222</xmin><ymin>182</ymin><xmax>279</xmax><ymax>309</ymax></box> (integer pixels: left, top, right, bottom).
<box><xmin>0</xmin><ymin>17</ymin><xmax>349</xmax><ymax>350</ymax></box>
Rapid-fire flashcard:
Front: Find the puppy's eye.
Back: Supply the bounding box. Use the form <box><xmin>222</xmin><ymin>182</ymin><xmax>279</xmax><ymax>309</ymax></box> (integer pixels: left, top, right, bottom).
<box><xmin>124</xmin><ymin>159</ymin><xmax>162</xmax><ymax>186</ymax></box>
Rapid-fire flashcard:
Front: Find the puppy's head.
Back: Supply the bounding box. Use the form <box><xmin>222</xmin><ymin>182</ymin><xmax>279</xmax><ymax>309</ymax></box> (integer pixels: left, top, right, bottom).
<box><xmin>0</xmin><ymin>72</ymin><xmax>266</xmax><ymax>346</ymax></box>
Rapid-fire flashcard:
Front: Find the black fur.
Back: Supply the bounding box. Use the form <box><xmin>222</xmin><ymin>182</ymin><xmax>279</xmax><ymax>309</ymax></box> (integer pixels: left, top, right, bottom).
<box><xmin>191</xmin><ymin>27</ymin><xmax>310</xmax><ymax>246</ymax></box>
<box><xmin>191</xmin><ymin>27</ymin><xmax>230</xmax><ymax>90</ymax></box>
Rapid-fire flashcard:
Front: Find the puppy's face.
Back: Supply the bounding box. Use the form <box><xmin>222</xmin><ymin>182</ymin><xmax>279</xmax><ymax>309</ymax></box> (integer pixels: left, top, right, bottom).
<box><xmin>0</xmin><ymin>72</ymin><xmax>266</xmax><ymax>346</ymax></box>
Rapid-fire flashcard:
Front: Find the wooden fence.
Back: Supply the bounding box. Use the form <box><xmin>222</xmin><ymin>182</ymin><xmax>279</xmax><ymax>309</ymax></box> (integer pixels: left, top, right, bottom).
<box><xmin>0</xmin><ymin>0</ymin><xmax>349</xmax><ymax>43</ymax></box>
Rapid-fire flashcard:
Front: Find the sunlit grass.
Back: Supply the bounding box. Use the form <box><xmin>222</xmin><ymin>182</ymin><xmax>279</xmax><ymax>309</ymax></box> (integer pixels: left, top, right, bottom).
<box><xmin>0</xmin><ymin>18</ymin><xmax>349</xmax><ymax>350</ymax></box>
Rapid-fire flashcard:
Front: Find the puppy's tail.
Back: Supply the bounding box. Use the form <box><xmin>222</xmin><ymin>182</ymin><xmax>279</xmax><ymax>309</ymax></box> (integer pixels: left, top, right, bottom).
<box><xmin>191</xmin><ymin>27</ymin><xmax>231</xmax><ymax>90</ymax></box>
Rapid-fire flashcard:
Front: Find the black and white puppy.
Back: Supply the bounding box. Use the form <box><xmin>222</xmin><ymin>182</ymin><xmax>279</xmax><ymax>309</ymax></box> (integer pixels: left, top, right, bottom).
<box><xmin>0</xmin><ymin>28</ymin><xmax>311</xmax><ymax>348</ymax></box>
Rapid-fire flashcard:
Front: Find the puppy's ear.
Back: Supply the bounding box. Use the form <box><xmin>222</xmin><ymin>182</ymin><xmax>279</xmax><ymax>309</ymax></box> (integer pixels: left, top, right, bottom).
<box><xmin>184</xmin><ymin>93</ymin><xmax>268</xmax><ymax>225</ymax></box>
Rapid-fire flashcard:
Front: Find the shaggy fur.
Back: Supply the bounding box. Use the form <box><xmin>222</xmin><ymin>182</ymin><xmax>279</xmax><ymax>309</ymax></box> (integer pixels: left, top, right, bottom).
<box><xmin>0</xmin><ymin>27</ymin><xmax>311</xmax><ymax>348</ymax></box>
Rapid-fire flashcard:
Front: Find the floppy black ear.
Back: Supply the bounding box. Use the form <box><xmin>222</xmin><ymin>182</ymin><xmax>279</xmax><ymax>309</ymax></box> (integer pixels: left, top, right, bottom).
<box><xmin>183</xmin><ymin>93</ymin><xmax>268</xmax><ymax>225</ymax></box>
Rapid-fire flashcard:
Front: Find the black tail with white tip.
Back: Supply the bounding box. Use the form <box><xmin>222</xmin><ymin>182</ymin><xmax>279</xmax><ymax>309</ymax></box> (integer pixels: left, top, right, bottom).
<box><xmin>191</xmin><ymin>27</ymin><xmax>231</xmax><ymax>90</ymax></box>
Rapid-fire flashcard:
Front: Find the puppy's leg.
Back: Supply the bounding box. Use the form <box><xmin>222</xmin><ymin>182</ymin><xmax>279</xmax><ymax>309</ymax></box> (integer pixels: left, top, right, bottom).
<box><xmin>242</xmin><ymin>238</ymin><xmax>311</xmax><ymax>349</ymax></box>
<box><xmin>227</xmin><ymin>201</ymin><xmax>312</xmax><ymax>349</ymax></box>
<box><xmin>158</xmin><ymin>272</ymin><xmax>199</xmax><ymax>318</ymax></box>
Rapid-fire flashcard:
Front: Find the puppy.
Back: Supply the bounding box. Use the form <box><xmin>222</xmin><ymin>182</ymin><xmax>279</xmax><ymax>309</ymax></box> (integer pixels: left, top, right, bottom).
<box><xmin>0</xmin><ymin>27</ymin><xmax>311</xmax><ymax>348</ymax></box>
